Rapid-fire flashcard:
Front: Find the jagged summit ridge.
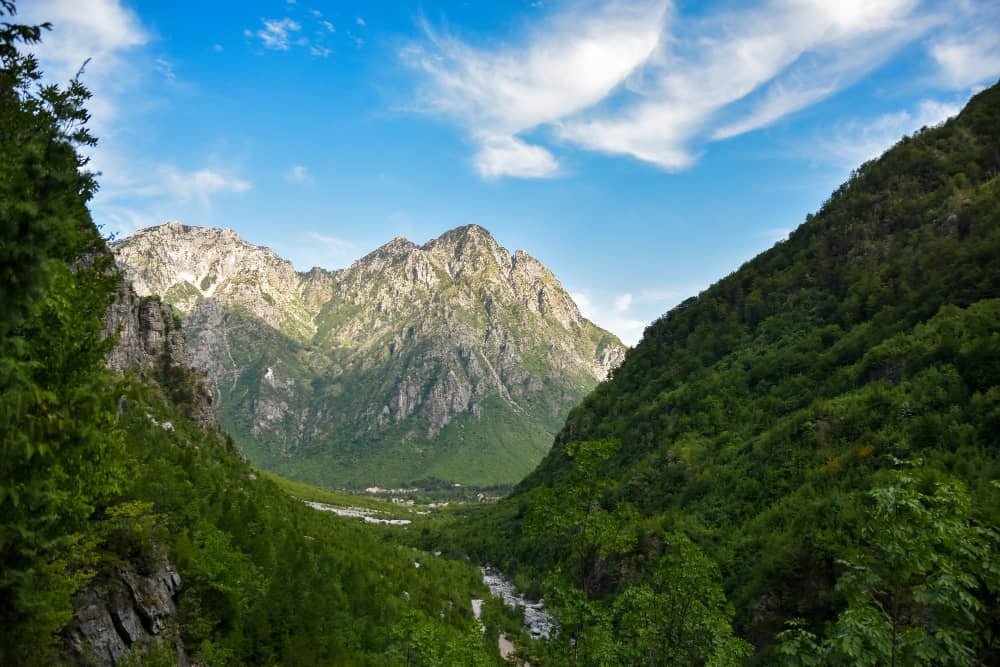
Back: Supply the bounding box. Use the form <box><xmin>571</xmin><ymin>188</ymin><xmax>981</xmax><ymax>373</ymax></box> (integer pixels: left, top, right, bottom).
<box><xmin>114</xmin><ymin>222</ymin><xmax>625</xmax><ymax>486</ymax></box>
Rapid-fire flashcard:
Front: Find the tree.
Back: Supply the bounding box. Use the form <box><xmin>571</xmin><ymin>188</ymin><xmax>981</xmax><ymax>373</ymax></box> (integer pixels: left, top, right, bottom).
<box><xmin>777</xmin><ymin>469</ymin><xmax>999</xmax><ymax>666</ymax></box>
<box><xmin>525</xmin><ymin>439</ymin><xmax>639</xmax><ymax>595</ymax></box>
<box><xmin>612</xmin><ymin>533</ymin><xmax>751</xmax><ymax>666</ymax></box>
<box><xmin>0</xmin><ymin>2</ymin><xmax>125</xmax><ymax>662</ymax></box>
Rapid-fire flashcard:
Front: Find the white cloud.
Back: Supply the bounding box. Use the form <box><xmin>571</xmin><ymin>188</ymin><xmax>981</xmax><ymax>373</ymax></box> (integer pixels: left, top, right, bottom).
<box><xmin>96</xmin><ymin>204</ymin><xmax>161</xmax><ymax>238</ymax></box>
<box><xmin>474</xmin><ymin>136</ymin><xmax>559</xmax><ymax>179</ymax></box>
<box><xmin>613</xmin><ymin>292</ymin><xmax>633</xmax><ymax>313</ymax></box>
<box><xmin>255</xmin><ymin>18</ymin><xmax>301</xmax><ymax>51</ymax></box>
<box><xmin>213</xmin><ymin>43</ymin><xmax>224</xmax><ymax>52</ymax></box>
<box><xmin>88</xmin><ymin>158</ymin><xmax>254</xmax><ymax>238</ymax></box>
<box><xmin>712</xmin><ymin>81</ymin><xmax>839</xmax><ymax>141</ymax></box>
<box><xmin>155</xmin><ymin>58</ymin><xmax>176</xmax><ymax>81</ymax></box>
<box><xmin>286</xmin><ymin>165</ymin><xmax>314</xmax><ymax>184</ymax></box>
<box><xmin>322</xmin><ymin>20</ymin><xmax>336</xmax><ymax>33</ymax></box>
<box><xmin>821</xmin><ymin>98</ymin><xmax>961</xmax><ymax>167</ymax></box>
<box><xmin>569</xmin><ymin>291</ymin><xmax>598</xmax><ymax>322</ymax></box>
<box><xmin>356</xmin><ymin>17</ymin><xmax>367</xmax><ymax>27</ymax></box>
<box><xmin>161</xmin><ymin>167</ymin><xmax>252</xmax><ymax>203</ymax></box>
<box><xmin>403</xmin><ymin>1</ymin><xmax>667</xmax><ymax>178</ymax></box>
<box><xmin>21</xmin><ymin>0</ymin><xmax>147</xmax><ymax>78</ymax></box>
<box><xmin>571</xmin><ymin>285</ymin><xmax>699</xmax><ymax>346</ymax></box>
<box><xmin>20</xmin><ymin>0</ymin><xmax>148</xmax><ymax>133</ymax></box>
<box><xmin>930</xmin><ymin>25</ymin><xmax>1000</xmax><ymax>90</ymax></box>
<box><xmin>559</xmin><ymin>0</ymin><xmax>928</xmax><ymax>169</ymax></box>
<box><xmin>310</xmin><ymin>45</ymin><xmax>331</xmax><ymax>58</ymax></box>
<box><xmin>403</xmin><ymin>0</ymin><xmax>995</xmax><ymax>177</ymax></box>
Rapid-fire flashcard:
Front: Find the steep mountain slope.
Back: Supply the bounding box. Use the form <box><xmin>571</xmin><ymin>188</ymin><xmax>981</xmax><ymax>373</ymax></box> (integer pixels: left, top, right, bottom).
<box><xmin>453</xmin><ymin>83</ymin><xmax>1000</xmax><ymax>663</ymax></box>
<box><xmin>114</xmin><ymin>224</ymin><xmax>624</xmax><ymax>487</ymax></box>
<box><xmin>0</xmin><ymin>15</ymin><xmax>500</xmax><ymax>662</ymax></box>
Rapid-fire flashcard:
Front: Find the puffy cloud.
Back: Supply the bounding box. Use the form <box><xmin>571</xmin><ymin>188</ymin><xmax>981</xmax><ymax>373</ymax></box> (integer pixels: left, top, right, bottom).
<box><xmin>255</xmin><ymin>18</ymin><xmax>301</xmax><ymax>51</ymax></box>
<box><xmin>930</xmin><ymin>25</ymin><xmax>1000</xmax><ymax>90</ymax></box>
<box><xmin>20</xmin><ymin>0</ymin><xmax>147</xmax><ymax>132</ymax></box>
<box><xmin>161</xmin><ymin>167</ymin><xmax>251</xmax><ymax>203</ymax></box>
<box><xmin>473</xmin><ymin>136</ymin><xmax>559</xmax><ymax>179</ymax></box>
<box><xmin>571</xmin><ymin>285</ymin><xmax>698</xmax><ymax>346</ymax></box>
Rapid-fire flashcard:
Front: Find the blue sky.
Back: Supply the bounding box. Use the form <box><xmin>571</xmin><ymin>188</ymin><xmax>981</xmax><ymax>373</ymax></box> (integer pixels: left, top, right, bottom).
<box><xmin>23</xmin><ymin>0</ymin><xmax>1000</xmax><ymax>344</ymax></box>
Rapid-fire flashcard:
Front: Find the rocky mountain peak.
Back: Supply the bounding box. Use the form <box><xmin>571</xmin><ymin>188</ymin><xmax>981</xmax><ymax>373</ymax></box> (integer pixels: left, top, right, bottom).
<box><xmin>422</xmin><ymin>224</ymin><xmax>510</xmax><ymax>278</ymax></box>
<box><xmin>114</xmin><ymin>222</ymin><xmax>323</xmax><ymax>338</ymax></box>
<box><xmin>114</xmin><ymin>221</ymin><xmax>626</xmax><ymax>486</ymax></box>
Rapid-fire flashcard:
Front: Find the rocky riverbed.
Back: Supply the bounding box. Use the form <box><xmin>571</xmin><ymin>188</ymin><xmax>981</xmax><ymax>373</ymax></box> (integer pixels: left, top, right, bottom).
<box><xmin>479</xmin><ymin>566</ymin><xmax>556</xmax><ymax>639</ymax></box>
<box><xmin>301</xmin><ymin>500</ymin><xmax>411</xmax><ymax>525</ymax></box>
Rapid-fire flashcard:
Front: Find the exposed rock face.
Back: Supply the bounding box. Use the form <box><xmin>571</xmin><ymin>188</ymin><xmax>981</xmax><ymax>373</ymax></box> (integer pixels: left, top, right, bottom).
<box><xmin>113</xmin><ymin>222</ymin><xmax>625</xmax><ymax>486</ymax></box>
<box><xmin>104</xmin><ymin>277</ymin><xmax>218</xmax><ymax>429</ymax></box>
<box><xmin>114</xmin><ymin>222</ymin><xmax>326</xmax><ymax>340</ymax></box>
<box><xmin>63</xmin><ymin>559</ymin><xmax>187</xmax><ymax>667</ymax></box>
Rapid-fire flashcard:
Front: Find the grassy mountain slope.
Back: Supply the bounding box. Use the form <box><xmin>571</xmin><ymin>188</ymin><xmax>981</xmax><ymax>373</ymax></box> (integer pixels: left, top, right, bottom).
<box><xmin>450</xmin><ymin>82</ymin><xmax>1000</xmax><ymax>664</ymax></box>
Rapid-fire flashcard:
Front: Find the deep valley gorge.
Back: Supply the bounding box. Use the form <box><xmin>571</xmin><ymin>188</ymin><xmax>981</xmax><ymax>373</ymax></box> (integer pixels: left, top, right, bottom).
<box><xmin>3</xmin><ymin>2</ymin><xmax>999</xmax><ymax>666</ymax></box>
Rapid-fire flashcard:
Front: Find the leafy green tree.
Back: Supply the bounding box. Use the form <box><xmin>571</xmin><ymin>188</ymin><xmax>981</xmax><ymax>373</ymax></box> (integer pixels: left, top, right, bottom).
<box><xmin>0</xmin><ymin>2</ymin><xmax>125</xmax><ymax>663</ymax></box>
<box><xmin>526</xmin><ymin>439</ymin><xmax>639</xmax><ymax>594</ymax></box>
<box><xmin>613</xmin><ymin>533</ymin><xmax>751</xmax><ymax>666</ymax></box>
<box><xmin>777</xmin><ymin>469</ymin><xmax>999</xmax><ymax>666</ymax></box>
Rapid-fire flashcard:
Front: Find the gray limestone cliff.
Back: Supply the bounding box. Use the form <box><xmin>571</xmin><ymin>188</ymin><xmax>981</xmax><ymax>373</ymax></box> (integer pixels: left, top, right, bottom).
<box><xmin>63</xmin><ymin>559</ymin><xmax>187</xmax><ymax>667</ymax></box>
<box><xmin>113</xmin><ymin>222</ymin><xmax>625</xmax><ymax>486</ymax></box>
<box><xmin>104</xmin><ymin>277</ymin><xmax>218</xmax><ymax>429</ymax></box>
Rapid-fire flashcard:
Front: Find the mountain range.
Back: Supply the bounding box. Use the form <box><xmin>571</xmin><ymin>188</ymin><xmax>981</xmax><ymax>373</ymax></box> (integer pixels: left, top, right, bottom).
<box><xmin>6</xmin><ymin>9</ymin><xmax>1000</xmax><ymax>663</ymax></box>
<box><xmin>113</xmin><ymin>223</ymin><xmax>624</xmax><ymax>487</ymax></box>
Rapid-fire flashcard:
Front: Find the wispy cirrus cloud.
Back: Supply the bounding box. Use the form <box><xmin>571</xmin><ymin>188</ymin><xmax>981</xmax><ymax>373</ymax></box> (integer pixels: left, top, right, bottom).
<box><xmin>563</xmin><ymin>0</ymin><xmax>936</xmax><ymax>169</ymax></box>
<box><xmin>403</xmin><ymin>0</ymin><xmax>998</xmax><ymax>179</ymax></box>
<box><xmin>402</xmin><ymin>0</ymin><xmax>667</xmax><ymax>178</ymax></box>
<box><xmin>819</xmin><ymin>98</ymin><xmax>962</xmax><ymax>167</ymax></box>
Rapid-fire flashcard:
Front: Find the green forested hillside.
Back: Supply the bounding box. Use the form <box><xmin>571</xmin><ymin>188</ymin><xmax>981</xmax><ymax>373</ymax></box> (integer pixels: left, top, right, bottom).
<box><xmin>0</xmin><ymin>7</ymin><xmax>498</xmax><ymax>665</ymax></box>
<box><xmin>448</xmin><ymin>83</ymin><xmax>1000</xmax><ymax>664</ymax></box>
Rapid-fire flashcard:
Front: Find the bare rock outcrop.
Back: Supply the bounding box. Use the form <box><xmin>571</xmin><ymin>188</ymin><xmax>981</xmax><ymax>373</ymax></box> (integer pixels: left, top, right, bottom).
<box><xmin>104</xmin><ymin>277</ymin><xmax>218</xmax><ymax>429</ymax></box>
<box><xmin>63</xmin><ymin>559</ymin><xmax>187</xmax><ymax>667</ymax></box>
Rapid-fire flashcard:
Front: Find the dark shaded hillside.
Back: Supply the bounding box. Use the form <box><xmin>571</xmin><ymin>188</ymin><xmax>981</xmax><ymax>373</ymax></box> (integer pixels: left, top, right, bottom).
<box><xmin>458</xmin><ymin>82</ymin><xmax>1000</xmax><ymax>664</ymax></box>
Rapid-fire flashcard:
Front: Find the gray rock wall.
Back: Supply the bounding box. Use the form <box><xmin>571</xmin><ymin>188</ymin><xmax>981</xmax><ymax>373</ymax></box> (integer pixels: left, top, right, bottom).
<box><xmin>63</xmin><ymin>560</ymin><xmax>188</xmax><ymax>667</ymax></box>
